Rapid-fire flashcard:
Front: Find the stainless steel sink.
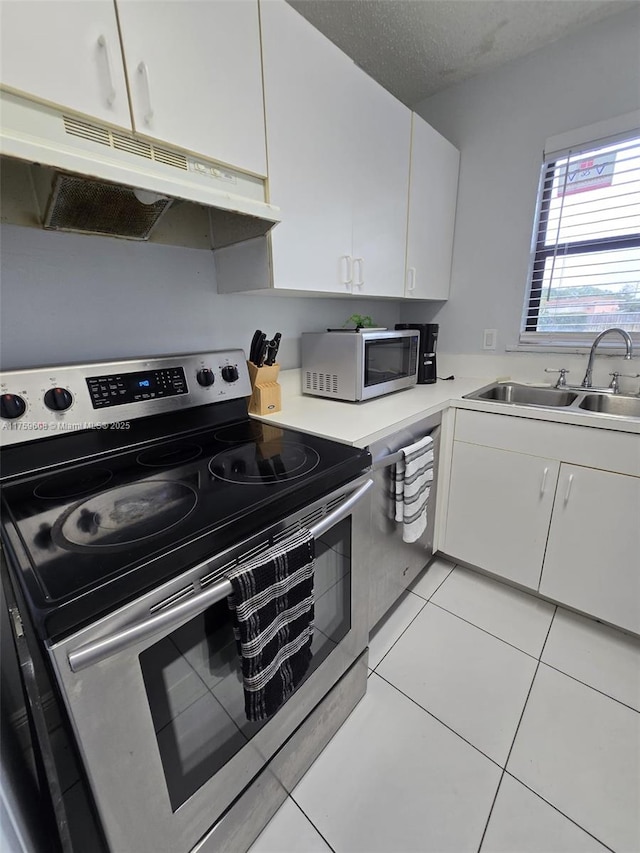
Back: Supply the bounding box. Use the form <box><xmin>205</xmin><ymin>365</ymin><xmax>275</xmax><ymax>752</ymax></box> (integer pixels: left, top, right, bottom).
<box><xmin>467</xmin><ymin>383</ymin><xmax>578</xmax><ymax>407</ymax></box>
<box><xmin>464</xmin><ymin>381</ymin><xmax>640</xmax><ymax>420</ymax></box>
<box><xmin>579</xmin><ymin>394</ymin><xmax>640</xmax><ymax>418</ymax></box>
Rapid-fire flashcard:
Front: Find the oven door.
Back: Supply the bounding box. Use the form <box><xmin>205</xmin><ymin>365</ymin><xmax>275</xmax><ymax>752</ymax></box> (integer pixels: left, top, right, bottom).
<box><xmin>362</xmin><ymin>334</ymin><xmax>419</xmax><ymax>400</ymax></box>
<box><xmin>47</xmin><ymin>477</ymin><xmax>372</xmax><ymax>853</ymax></box>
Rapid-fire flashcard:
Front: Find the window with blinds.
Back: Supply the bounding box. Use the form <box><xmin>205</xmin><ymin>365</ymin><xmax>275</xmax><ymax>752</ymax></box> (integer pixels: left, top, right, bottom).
<box><xmin>522</xmin><ymin>131</ymin><xmax>640</xmax><ymax>346</ymax></box>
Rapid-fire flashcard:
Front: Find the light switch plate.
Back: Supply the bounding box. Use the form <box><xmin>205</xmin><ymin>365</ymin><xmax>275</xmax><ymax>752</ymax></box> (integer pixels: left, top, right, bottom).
<box><xmin>483</xmin><ymin>329</ymin><xmax>497</xmax><ymax>350</ymax></box>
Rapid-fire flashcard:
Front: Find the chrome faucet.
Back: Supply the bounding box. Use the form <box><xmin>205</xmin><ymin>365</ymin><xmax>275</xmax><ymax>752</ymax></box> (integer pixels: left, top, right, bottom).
<box><xmin>581</xmin><ymin>328</ymin><xmax>633</xmax><ymax>389</ymax></box>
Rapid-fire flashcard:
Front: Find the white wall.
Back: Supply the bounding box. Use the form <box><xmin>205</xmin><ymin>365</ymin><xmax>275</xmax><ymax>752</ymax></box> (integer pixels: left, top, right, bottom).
<box><xmin>413</xmin><ymin>5</ymin><xmax>640</xmax><ymax>356</ymax></box>
<box><xmin>0</xmin><ymin>224</ymin><xmax>401</xmax><ymax>370</ymax></box>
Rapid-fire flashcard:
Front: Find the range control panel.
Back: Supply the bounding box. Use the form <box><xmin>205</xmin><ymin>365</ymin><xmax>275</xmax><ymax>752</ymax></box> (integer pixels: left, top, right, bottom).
<box><xmin>87</xmin><ymin>366</ymin><xmax>187</xmax><ymax>409</ymax></box>
<box><xmin>0</xmin><ymin>350</ymin><xmax>252</xmax><ymax>447</ymax></box>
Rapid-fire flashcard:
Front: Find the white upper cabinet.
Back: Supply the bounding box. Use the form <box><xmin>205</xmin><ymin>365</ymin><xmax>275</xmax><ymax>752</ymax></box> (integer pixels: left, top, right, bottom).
<box><xmin>351</xmin><ymin>64</ymin><xmax>411</xmax><ymax>299</ymax></box>
<box><xmin>259</xmin><ymin>0</ymin><xmax>411</xmax><ymax>296</ymax></box>
<box><xmin>260</xmin><ymin>0</ymin><xmax>356</xmax><ymax>293</ymax></box>
<box><xmin>0</xmin><ymin>0</ymin><xmax>267</xmax><ymax>176</ymax></box>
<box><xmin>116</xmin><ymin>0</ymin><xmax>267</xmax><ymax>176</ymax></box>
<box><xmin>405</xmin><ymin>113</ymin><xmax>460</xmax><ymax>300</ymax></box>
<box><xmin>0</xmin><ymin>0</ymin><xmax>131</xmax><ymax>129</ymax></box>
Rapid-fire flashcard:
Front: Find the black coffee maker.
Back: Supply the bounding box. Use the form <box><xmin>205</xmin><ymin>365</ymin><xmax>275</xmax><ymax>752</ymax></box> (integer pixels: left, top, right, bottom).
<box><xmin>395</xmin><ymin>323</ymin><xmax>439</xmax><ymax>384</ymax></box>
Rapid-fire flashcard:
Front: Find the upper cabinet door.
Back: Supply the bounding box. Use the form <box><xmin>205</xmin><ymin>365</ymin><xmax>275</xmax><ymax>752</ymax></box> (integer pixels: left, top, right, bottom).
<box><xmin>351</xmin><ymin>66</ymin><xmax>411</xmax><ymax>298</ymax></box>
<box><xmin>406</xmin><ymin>114</ymin><xmax>460</xmax><ymax>300</ymax></box>
<box><xmin>0</xmin><ymin>0</ymin><xmax>131</xmax><ymax>129</ymax></box>
<box><xmin>260</xmin><ymin>0</ymin><xmax>357</xmax><ymax>293</ymax></box>
<box><xmin>116</xmin><ymin>0</ymin><xmax>267</xmax><ymax>176</ymax></box>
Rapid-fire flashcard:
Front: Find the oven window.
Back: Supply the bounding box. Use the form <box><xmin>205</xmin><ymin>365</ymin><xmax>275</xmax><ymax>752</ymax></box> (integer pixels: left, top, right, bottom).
<box><xmin>364</xmin><ymin>337</ymin><xmax>416</xmax><ymax>386</ymax></box>
<box><xmin>138</xmin><ymin>518</ymin><xmax>351</xmax><ymax>811</ymax></box>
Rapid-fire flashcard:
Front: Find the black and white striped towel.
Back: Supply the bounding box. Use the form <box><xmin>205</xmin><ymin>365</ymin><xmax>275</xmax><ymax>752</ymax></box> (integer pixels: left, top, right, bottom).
<box><xmin>226</xmin><ymin>528</ymin><xmax>315</xmax><ymax>722</ymax></box>
<box><xmin>394</xmin><ymin>435</ymin><xmax>434</xmax><ymax>543</ymax></box>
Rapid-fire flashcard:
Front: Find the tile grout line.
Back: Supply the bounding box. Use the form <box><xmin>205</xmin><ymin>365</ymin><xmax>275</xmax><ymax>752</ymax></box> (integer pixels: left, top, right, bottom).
<box><xmin>538</xmin><ymin>659</ymin><xmax>640</xmax><ymax>715</ymax></box>
<box><xmin>500</xmin><ymin>770</ymin><xmax>617</xmax><ymax>853</ymax></box>
<box><xmin>288</xmin><ymin>795</ymin><xmax>338</xmax><ymax>853</ymax></box>
<box><xmin>476</xmin><ymin>605</ymin><xmax>558</xmax><ymax>853</ymax></box>
<box><xmin>373</xmin><ymin>671</ymin><xmax>504</xmax><ymax>772</ymax></box>
<box><xmin>428</xmin><ymin>599</ymin><xmax>545</xmax><ymax>661</ymax></box>
<box><xmin>371</xmin><ymin>597</ymin><xmax>427</xmax><ymax>672</ymax></box>
<box><xmin>370</xmin><ymin>563</ymin><xmax>454</xmax><ymax>672</ymax></box>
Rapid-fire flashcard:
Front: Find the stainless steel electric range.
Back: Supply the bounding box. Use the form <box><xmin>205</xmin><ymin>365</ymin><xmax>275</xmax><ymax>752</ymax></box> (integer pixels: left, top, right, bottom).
<box><xmin>0</xmin><ymin>350</ymin><xmax>372</xmax><ymax>853</ymax></box>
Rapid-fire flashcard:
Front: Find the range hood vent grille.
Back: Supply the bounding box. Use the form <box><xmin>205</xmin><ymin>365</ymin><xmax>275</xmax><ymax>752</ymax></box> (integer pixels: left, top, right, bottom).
<box><xmin>44</xmin><ymin>173</ymin><xmax>172</xmax><ymax>240</ymax></box>
<box><xmin>63</xmin><ymin>116</ymin><xmax>188</xmax><ymax>171</ymax></box>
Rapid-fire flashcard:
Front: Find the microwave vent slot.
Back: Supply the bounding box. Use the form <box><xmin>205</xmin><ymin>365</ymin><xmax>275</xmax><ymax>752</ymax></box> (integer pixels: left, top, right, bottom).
<box><xmin>149</xmin><ymin>584</ymin><xmax>195</xmax><ymax>615</ymax></box>
<box><xmin>305</xmin><ymin>371</ymin><xmax>338</xmax><ymax>395</ymax></box>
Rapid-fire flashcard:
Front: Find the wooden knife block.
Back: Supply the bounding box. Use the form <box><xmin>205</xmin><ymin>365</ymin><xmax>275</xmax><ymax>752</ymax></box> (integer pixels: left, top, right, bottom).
<box><xmin>247</xmin><ymin>361</ymin><xmax>281</xmax><ymax>415</ymax></box>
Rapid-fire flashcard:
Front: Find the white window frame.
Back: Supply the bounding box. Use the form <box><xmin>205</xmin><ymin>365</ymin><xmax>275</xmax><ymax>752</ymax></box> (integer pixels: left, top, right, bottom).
<box><xmin>520</xmin><ymin>111</ymin><xmax>640</xmax><ymax>351</ymax></box>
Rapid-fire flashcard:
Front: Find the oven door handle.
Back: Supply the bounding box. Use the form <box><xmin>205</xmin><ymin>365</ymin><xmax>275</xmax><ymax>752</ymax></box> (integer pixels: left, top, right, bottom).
<box><xmin>67</xmin><ymin>478</ymin><xmax>374</xmax><ymax>673</ymax></box>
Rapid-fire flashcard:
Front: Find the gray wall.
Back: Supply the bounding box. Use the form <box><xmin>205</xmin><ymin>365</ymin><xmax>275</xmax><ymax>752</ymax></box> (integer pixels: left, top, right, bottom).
<box><xmin>413</xmin><ymin>5</ymin><xmax>640</xmax><ymax>356</ymax></box>
<box><xmin>0</xmin><ymin>224</ymin><xmax>401</xmax><ymax>370</ymax></box>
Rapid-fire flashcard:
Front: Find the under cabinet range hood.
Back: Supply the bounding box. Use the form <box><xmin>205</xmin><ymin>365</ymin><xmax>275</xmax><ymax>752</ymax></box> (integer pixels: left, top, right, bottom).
<box><xmin>0</xmin><ymin>91</ymin><xmax>280</xmax><ymax>247</ymax></box>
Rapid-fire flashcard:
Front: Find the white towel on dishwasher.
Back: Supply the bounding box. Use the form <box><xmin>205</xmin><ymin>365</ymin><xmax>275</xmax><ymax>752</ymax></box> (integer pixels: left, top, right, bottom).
<box><xmin>394</xmin><ymin>435</ymin><xmax>434</xmax><ymax>543</ymax></box>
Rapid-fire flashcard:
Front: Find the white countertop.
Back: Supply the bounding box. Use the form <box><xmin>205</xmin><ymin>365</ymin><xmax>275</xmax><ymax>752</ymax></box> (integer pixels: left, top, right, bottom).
<box><xmin>252</xmin><ymin>370</ymin><xmax>640</xmax><ymax>446</ymax></box>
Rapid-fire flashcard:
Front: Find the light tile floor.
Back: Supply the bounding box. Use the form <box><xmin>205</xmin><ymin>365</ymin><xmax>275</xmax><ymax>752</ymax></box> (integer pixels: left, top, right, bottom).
<box><xmin>249</xmin><ymin>558</ymin><xmax>640</xmax><ymax>853</ymax></box>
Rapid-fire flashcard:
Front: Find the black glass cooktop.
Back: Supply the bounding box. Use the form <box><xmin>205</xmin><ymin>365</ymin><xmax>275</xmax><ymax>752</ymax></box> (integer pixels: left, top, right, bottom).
<box><xmin>1</xmin><ymin>410</ymin><xmax>370</xmax><ymax>640</ymax></box>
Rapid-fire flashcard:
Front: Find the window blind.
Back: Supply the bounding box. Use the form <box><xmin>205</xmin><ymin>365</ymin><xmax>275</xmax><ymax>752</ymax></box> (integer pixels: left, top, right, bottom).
<box><xmin>522</xmin><ymin>131</ymin><xmax>640</xmax><ymax>346</ymax></box>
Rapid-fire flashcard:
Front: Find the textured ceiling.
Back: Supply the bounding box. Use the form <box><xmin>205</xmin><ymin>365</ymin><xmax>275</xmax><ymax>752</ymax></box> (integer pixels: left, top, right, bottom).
<box><xmin>286</xmin><ymin>0</ymin><xmax>639</xmax><ymax>106</ymax></box>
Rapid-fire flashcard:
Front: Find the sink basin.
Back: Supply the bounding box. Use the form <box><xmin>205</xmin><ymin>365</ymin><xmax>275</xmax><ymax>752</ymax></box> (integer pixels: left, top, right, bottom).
<box><xmin>466</xmin><ymin>383</ymin><xmax>578</xmax><ymax>408</ymax></box>
<box><xmin>579</xmin><ymin>394</ymin><xmax>640</xmax><ymax>418</ymax></box>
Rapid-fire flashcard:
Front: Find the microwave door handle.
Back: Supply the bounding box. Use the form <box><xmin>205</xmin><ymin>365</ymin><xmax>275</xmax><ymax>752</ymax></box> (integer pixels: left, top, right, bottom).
<box><xmin>67</xmin><ymin>478</ymin><xmax>374</xmax><ymax>673</ymax></box>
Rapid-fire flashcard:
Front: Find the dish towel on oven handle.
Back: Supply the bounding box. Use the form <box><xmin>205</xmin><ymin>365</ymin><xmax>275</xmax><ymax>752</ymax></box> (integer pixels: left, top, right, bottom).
<box><xmin>226</xmin><ymin>527</ymin><xmax>315</xmax><ymax>722</ymax></box>
<box><xmin>394</xmin><ymin>435</ymin><xmax>434</xmax><ymax>543</ymax></box>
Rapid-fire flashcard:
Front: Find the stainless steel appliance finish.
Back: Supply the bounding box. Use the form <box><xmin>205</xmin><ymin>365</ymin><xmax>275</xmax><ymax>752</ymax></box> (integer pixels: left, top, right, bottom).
<box><xmin>47</xmin><ymin>476</ymin><xmax>372</xmax><ymax>853</ymax></box>
<box><xmin>0</xmin><ymin>350</ymin><xmax>251</xmax><ymax>448</ymax></box>
<box><xmin>367</xmin><ymin>413</ymin><xmax>441</xmax><ymax>629</ymax></box>
<box><xmin>1</xmin><ymin>349</ymin><xmax>373</xmax><ymax>853</ymax></box>
<box><xmin>395</xmin><ymin>323</ymin><xmax>439</xmax><ymax>384</ymax></box>
<box><xmin>464</xmin><ymin>382</ymin><xmax>640</xmax><ymax>421</ymax></box>
<box><xmin>301</xmin><ymin>328</ymin><xmax>419</xmax><ymax>401</ymax></box>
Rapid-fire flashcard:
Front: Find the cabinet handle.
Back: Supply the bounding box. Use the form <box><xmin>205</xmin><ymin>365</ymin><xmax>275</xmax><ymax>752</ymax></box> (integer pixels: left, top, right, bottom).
<box><xmin>406</xmin><ymin>267</ymin><xmax>416</xmax><ymax>293</ymax></box>
<box><xmin>564</xmin><ymin>473</ymin><xmax>574</xmax><ymax>505</ymax></box>
<box><xmin>137</xmin><ymin>61</ymin><xmax>154</xmax><ymax>124</ymax></box>
<box><xmin>540</xmin><ymin>466</ymin><xmax>549</xmax><ymax>497</ymax></box>
<box><xmin>97</xmin><ymin>35</ymin><xmax>117</xmax><ymax>107</ymax></box>
<box><xmin>340</xmin><ymin>255</ymin><xmax>353</xmax><ymax>288</ymax></box>
<box><xmin>354</xmin><ymin>257</ymin><xmax>364</xmax><ymax>288</ymax></box>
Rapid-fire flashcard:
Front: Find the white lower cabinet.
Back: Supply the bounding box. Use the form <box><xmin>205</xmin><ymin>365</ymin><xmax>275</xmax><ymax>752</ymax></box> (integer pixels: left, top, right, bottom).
<box><xmin>540</xmin><ymin>464</ymin><xmax>640</xmax><ymax>635</ymax></box>
<box><xmin>443</xmin><ymin>409</ymin><xmax>640</xmax><ymax>634</ymax></box>
<box><xmin>443</xmin><ymin>441</ymin><xmax>559</xmax><ymax>590</ymax></box>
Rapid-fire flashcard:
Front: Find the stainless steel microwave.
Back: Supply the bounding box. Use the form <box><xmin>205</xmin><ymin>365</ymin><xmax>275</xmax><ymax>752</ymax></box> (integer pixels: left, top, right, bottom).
<box><xmin>301</xmin><ymin>329</ymin><xmax>419</xmax><ymax>401</ymax></box>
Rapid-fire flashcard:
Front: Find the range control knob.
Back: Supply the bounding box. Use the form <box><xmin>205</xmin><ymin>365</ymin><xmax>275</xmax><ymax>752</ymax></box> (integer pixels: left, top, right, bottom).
<box><xmin>221</xmin><ymin>365</ymin><xmax>239</xmax><ymax>383</ymax></box>
<box><xmin>44</xmin><ymin>387</ymin><xmax>73</xmax><ymax>411</ymax></box>
<box><xmin>196</xmin><ymin>368</ymin><xmax>215</xmax><ymax>387</ymax></box>
<box><xmin>0</xmin><ymin>393</ymin><xmax>26</xmax><ymax>420</ymax></box>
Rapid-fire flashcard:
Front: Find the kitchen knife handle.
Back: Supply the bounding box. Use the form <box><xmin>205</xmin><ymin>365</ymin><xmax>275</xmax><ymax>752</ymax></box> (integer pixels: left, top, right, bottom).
<box><xmin>250</xmin><ymin>329</ymin><xmax>263</xmax><ymax>364</ymax></box>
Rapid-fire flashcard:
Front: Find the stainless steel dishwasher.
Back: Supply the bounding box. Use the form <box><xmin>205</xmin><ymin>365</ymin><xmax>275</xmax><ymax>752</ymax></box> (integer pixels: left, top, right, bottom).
<box><xmin>368</xmin><ymin>412</ymin><xmax>441</xmax><ymax>630</ymax></box>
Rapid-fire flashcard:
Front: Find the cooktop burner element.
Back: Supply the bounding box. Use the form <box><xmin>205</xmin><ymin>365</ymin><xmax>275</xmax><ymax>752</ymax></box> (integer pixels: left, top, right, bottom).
<box><xmin>209</xmin><ymin>442</ymin><xmax>320</xmax><ymax>484</ymax></box>
<box><xmin>34</xmin><ymin>468</ymin><xmax>114</xmax><ymax>500</ymax></box>
<box><xmin>213</xmin><ymin>422</ymin><xmax>270</xmax><ymax>444</ymax></box>
<box><xmin>0</xmin><ymin>349</ymin><xmax>372</xmax><ymax>640</ymax></box>
<box><xmin>53</xmin><ymin>481</ymin><xmax>198</xmax><ymax>550</ymax></box>
<box><xmin>137</xmin><ymin>443</ymin><xmax>202</xmax><ymax>467</ymax></box>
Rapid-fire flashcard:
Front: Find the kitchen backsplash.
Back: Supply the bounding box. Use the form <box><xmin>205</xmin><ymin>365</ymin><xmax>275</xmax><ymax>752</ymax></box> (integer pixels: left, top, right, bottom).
<box><xmin>0</xmin><ymin>223</ymin><xmax>405</xmax><ymax>370</ymax></box>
